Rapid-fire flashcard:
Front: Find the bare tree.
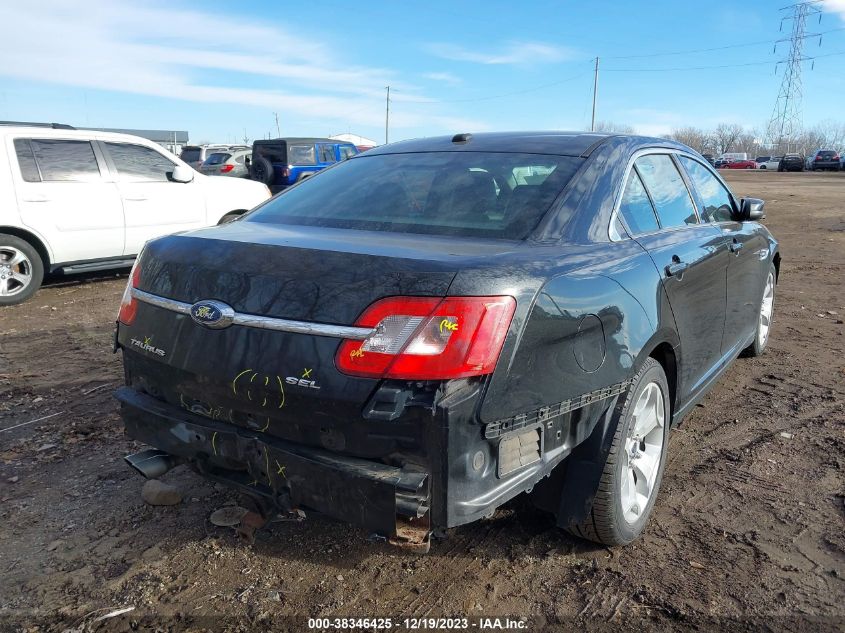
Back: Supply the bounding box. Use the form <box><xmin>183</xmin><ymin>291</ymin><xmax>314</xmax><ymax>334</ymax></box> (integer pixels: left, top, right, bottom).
<box><xmin>734</xmin><ymin>130</ymin><xmax>761</xmax><ymax>158</ymax></box>
<box><xmin>665</xmin><ymin>127</ymin><xmax>714</xmax><ymax>154</ymax></box>
<box><xmin>712</xmin><ymin>123</ymin><xmax>744</xmax><ymax>155</ymax></box>
<box><xmin>593</xmin><ymin>121</ymin><xmax>635</xmax><ymax>134</ymax></box>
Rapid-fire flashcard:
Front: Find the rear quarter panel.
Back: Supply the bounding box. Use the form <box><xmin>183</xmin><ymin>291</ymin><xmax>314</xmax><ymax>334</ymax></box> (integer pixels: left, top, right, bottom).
<box><xmin>476</xmin><ymin>240</ymin><xmax>679</xmax><ymax>424</ymax></box>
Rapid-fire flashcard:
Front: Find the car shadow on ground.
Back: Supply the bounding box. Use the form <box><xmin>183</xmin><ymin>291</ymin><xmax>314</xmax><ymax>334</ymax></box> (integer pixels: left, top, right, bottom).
<box><xmin>42</xmin><ymin>268</ymin><xmax>129</xmax><ymax>289</ymax></box>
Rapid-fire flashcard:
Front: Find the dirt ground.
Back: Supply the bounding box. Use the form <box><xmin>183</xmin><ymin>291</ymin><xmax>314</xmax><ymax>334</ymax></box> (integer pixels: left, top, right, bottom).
<box><xmin>0</xmin><ymin>170</ymin><xmax>843</xmax><ymax>633</ymax></box>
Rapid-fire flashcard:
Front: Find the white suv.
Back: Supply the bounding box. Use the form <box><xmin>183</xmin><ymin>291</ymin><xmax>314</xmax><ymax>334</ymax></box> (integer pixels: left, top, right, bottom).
<box><xmin>0</xmin><ymin>123</ymin><xmax>271</xmax><ymax>305</ymax></box>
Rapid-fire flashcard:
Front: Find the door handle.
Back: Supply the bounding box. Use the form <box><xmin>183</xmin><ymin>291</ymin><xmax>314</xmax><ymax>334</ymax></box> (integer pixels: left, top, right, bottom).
<box><xmin>124</xmin><ymin>196</ymin><xmax>149</xmax><ymax>201</ymax></box>
<box><xmin>665</xmin><ymin>259</ymin><xmax>688</xmax><ymax>278</ymax></box>
<box><xmin>22</xmin><ymin>195</ymin><xmax>49</xmax><ymax>202</ymax></box>
<box><xmin>729</xmin><ymin>239</ymin><xmax>743</xmax><ymax>254</ymax></box>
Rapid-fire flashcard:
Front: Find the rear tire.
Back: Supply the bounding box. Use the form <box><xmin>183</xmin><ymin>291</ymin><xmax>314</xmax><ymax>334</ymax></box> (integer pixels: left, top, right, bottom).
<box><xmin>744</xmin><ymin>265</ymin><xmax>776</xmax><ymax>357</ymax></box>
<box><xmin>0</xmin><ymin>234</ymin><xmax>44</xmax><ymax>306</ymax></box>
<box><xmin>567</xmin><ymin>357</ymin><xmax>670</xmax><ymax>546</ymax></box>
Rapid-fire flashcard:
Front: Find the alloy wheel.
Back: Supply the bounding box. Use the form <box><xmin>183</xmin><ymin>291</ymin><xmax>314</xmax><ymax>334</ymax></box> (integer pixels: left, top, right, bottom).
<box><xmin>0</xmin><ymin>246</ymin><xmax>34</xmax><ymax>297</ymax></box>
<box><xmin>759</xmin><ymin>271</ymin><xmax>775</xmax><ymax>348</ymax></box>
<box><xmin>620</xmin><ymin>382</ymin><xmax>665</xmax><ymax>524</ymax></box>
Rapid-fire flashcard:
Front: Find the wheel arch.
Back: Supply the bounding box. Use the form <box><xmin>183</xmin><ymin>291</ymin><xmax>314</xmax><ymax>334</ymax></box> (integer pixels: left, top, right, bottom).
<box><xmin>0</xmin><ymin>226</ymin><xmax>51</xmax><ymax>270</ymax></box>
<box><xmin>217</xmin><ymin>209</ymin><xmax>248</xmax><ymax>225</ymax></box>
<box><xmin>648</xmin><ymin>341</ymin><xmax>678</xmax><ymax>419</ymax></box>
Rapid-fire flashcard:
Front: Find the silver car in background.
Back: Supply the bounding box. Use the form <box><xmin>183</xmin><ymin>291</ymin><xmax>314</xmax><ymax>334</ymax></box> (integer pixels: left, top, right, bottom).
<box><xmin>199</xmin><ymin>149</ymin><xmax>251</xmax><ymax>178</ymax></box>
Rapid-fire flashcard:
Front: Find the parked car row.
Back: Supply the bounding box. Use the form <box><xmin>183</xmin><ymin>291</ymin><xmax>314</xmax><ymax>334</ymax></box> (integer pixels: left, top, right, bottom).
<box><xmin>180</xmin><ymin>138</ymin><xmax>362</xmax><ymax>191</ymax></box>
<box><xmin>0</xmin><ymin>123</ymin><xmax>272</xmax><ymax>305</ymax></box>
<box><xmin>712</xmin><ymin>151</ymin><xmax>843</xmax><ymax>172</ymax></box>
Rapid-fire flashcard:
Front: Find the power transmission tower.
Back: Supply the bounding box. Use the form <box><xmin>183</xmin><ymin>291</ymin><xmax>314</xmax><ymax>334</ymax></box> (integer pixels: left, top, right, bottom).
<box><xmin>765</xmin><ymin>1</ymin><xmax>823</xmax><ymax>151</ymax></box>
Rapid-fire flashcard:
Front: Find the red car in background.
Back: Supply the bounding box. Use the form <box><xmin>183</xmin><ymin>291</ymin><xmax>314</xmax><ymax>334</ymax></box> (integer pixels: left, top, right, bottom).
<box><xmin>723</xmin><ymin>159</ymin><xmax>758</xmax><ymax>169</ymax></box>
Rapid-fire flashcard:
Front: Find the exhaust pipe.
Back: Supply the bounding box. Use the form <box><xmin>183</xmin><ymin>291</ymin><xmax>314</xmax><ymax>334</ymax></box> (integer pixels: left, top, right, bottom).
<box><xmin>124</xmin><ymin>449</ymin><xmax>184</xmax><ymax>479</ymax></box>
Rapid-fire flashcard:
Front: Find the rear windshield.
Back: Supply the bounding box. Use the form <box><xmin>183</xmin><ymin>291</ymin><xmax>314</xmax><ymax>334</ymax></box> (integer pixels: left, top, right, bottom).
<box><xmin>246</xmin><ymin>152</ymin><xmax>583</xmax><ymax>239</ymax></box>
<box><xmin>818</xmin><ymin>151</ymin><xmax>836</xmax><ymax>158</ymax></box>
<box><xmin>254</xmin><ymin>143</ymin><xmax>287</xmax><ymax>163</ymax></box>
<box><xmin>180</xmin><ymin>148</ymin><xmax>201</xmax><ymax>163</ymax></box>
<box><xmin>204</xmin><ymin>152</ymin><xmax>231</xmax><ymax>165</ymax></box>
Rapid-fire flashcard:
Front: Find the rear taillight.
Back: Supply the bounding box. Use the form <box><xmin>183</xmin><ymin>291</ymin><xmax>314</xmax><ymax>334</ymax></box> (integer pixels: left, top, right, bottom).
<box><xmin>117</xmin><ymin>261</ymin><xmax>142</xmax><ymax>325</ymax></box>
<box><xmin>815</xmin><ymin>156</ymin><xmax>822</xmax><ymax>161</ymax></box>
<box><xmin>220</xmin><ymin>164</ymin><xmax>235</xmax><ymax>173</ymax></box>
<box><xmin>336</xmin><ymin>296</ymin><xmax>516</xmax><ymax>380</ymax></box>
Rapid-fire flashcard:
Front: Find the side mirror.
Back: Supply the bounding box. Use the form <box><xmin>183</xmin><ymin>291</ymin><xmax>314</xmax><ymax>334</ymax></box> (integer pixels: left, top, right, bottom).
<box><xmin>740</xmin><ymin>197</ymin><xmax>765</xmax><ymax>221</ymax></box>
<box><xmin>170</xmin><ymin>165</ymin><xmax>195</xmax><ymax>183</ymax></box>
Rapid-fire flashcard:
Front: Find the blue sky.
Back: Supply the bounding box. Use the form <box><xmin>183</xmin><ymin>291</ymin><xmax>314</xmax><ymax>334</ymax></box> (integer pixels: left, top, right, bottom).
<box><xmin>1</xmin><ymin>0</ymin><xmax>843</xmax><ymax>145</ymax></box>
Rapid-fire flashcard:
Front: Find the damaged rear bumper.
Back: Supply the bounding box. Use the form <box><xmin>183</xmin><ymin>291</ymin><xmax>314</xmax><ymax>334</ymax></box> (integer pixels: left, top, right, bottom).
<box><xmin>115</xmin><ymin>387</ymin><xmax>430</xmax><ymax>544</ymax></box>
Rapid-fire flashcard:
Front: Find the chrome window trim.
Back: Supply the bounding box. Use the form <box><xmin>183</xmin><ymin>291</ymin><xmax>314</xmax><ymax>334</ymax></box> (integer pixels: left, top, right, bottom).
<box><xmin>608</xmin><ymin>148</ymin><xmax>729</xmax><ymax>242</ymax></box>
<box><xmin>131</xmin><ymin>288</ymin><xmax>375</xmax><ymax>340</ymax></box>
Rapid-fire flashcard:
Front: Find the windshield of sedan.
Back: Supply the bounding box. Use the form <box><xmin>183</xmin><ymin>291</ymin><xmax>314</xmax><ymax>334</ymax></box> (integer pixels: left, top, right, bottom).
<box><xmin>246</xmin><ymin>152</ymin><xmax>583</xmax><ymax>239</ymax></box>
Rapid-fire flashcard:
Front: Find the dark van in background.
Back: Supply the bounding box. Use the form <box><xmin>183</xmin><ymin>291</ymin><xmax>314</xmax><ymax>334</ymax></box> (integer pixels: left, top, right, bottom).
<box><xmin>248</xmin><ymin>137</ymin><xmax>359</xmax><ymax>193</ymax></box>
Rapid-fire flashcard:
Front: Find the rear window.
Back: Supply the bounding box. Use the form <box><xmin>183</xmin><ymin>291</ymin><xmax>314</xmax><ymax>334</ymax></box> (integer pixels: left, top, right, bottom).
<box><xmin>180</xmin><ymin>148</ymin><xmax>201</xmax><ymax>163</ymax></box>
<box><xmin>254</xmin><ymin>143</ymin><xmax>287</xmax><ymax>163</ymax></box>
<box><xmin>204</xmin><ymin>152</ymin><xmax>231</xmax><ymax>165</ymax></box>
<box><xmin>246</xmin><ymin>152</ymin><xmax>583</xmax><ymax>239</ymax></box>
<box><xmin>818</xmin><ymin>151</ymin><xmax>836</xmax><ymax>158</ymax></box>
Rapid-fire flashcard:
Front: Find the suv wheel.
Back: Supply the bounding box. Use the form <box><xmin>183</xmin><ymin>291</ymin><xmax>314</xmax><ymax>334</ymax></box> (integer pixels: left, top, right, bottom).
<box><xmin>0</xmin><ymin>235</ymin><xmax>44</xmax><ymax>306</ymax></box>
<box><xmin>568</xmin><ymin>357</ymin><xmax>670</xmax><ymax>545</ymax></box>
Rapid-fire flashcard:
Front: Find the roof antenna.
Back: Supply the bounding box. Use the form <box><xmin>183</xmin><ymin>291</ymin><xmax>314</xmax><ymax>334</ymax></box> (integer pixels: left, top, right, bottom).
<box><xmin>451</xmin><ymin>133</ymin><xmax>472</xmax><ymax>144</ymax></box>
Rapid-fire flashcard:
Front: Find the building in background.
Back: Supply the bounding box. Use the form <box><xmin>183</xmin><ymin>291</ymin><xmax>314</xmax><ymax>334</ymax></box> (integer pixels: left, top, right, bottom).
<box><xmin>89</xmin><ymin>128</ymin><xmax>189</xmax><ymax>155</ymax></box>
<box><xmin>329</xmin><ymin>133</ymin><xmax>377</xmax><ymax>152</ymax></box>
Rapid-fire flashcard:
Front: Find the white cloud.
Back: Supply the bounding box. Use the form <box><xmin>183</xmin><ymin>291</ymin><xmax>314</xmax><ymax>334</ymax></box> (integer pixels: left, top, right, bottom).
<box><xmin>426</xmin><ymin>41</ymin><xmax>574</xmax><ymax>65</ymax></box>
<box><xmin>0</xmin><ymin>0</ymin><xmax>486</xmax><ymax>134</ymax></box>
<box><xmin>422</xmin><ymin>72</ymin><xmax>463</xmax><ymax>86</ymax></box>
<box><xmin>821</xmin><ymin>0</ymin><xmax>845</xmax><ymax>21</ymax></box>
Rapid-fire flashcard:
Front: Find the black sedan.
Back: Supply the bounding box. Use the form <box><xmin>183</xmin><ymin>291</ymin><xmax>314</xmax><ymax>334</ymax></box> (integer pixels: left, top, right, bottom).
<box><xmin>114</xmin><ymin>132</ymin><xmax>780</xmax><ymax>550</ymax></box>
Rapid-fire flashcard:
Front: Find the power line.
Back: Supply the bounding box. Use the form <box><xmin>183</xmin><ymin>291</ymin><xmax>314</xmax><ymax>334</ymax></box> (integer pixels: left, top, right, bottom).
<box><xmin>603</xmin><ymin>49</ymin><xmax>845</xmax><ymax>72</ymax></box>
<box><xmin>395</xmin><ymin>64</ymin><xmax>593</xmax><ymax>105</ymax></box>
<box><xmin>602</xmin><ymin>25</ymin><xmax>844</xmax><ymax>60</ymax></box>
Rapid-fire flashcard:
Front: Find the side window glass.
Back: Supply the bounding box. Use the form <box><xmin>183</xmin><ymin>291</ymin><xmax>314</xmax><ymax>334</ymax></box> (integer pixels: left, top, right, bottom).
<box><xmin>289</xmin><ymin>144</ymin><xmax>317</xmax><ymax>165</ymax></box>
<box><xmin>106</xmin><ymin>143</ymin><xmax>175</xmax><ymax>182</ymax></box>
<box><xmin>618</xmin><ymin>170</ymin><xmax>659</xmax><ymax>235</ymax></box>
<box><xmin>339</xmin><ymin>146</ymin><xmax>357</xmax><ymax>160</ymax></box>
<box><xmin>318</xmin><ymin>145</ymin><xmax>336</xmax><ymax>163</ymax></box>
<box><xmin>679</xmin><ymin>157</ymin><xmax>734</xmax><ymax>222</ymax></box>
<box><xmin>635</xmin><ymin>154</ymin><xmax>698</xmax><ymax>228</ymax></box>
<box><xmin>13</xmin><ymin>139</ymin><xmax>40</xmax><ymax>182</ymax></box>
<box><xmin>29</xmin><ymin>139</ymin><xmax>101</xmax><ymax>182</ymax></box>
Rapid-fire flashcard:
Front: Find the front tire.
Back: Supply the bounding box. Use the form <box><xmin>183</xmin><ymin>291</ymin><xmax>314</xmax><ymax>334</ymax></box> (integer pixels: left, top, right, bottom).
<box><xmin>0</xmin><ymin>235</ymin><xmax>44</xmax><ymax>306</ymax></box>
<box><xmin>744</xmin><ymin>265</ymin><xmax>776</xmax><ymax>357</ymax></box>
<box><xmin>568</xmin><ymin>357</ymin><xmax>670</xmax><ymax>545</ymax></box>
<box><xmin>218</xmin><ymin>212</ymin><xmax>242</xmax><ymax>225</ymax></box>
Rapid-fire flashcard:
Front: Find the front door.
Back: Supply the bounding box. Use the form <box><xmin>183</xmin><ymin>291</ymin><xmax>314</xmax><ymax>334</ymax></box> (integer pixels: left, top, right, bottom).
<box><xmin>100</xmin><ymin>141</ymin><xmax>205</xmax><ymax>256</ymax></box>
<box><xmin>676</xmin><ymin>155</ymin><xmax>768</xmax><ymax>354</ymax></box>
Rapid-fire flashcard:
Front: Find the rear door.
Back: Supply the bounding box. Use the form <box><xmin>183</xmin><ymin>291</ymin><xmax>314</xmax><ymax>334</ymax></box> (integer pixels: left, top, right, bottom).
<box><xmin>11</xmin><ymin>137</ymin><xmax>125</xmax><ymax>263</ymax></box>
<box><xmin>679</xmin><ymin>155</ymin><xmax>768</xmax><ymax>354</ymax></box>
<box><xmin>101</xmin><ymin>141</ymin><xmax>206</xmax><ymax>256</ymax></box>
<box><xmin>619</xmin><ymin>152</ymin><xmax>729</xmax><ymax>402</ymax></box>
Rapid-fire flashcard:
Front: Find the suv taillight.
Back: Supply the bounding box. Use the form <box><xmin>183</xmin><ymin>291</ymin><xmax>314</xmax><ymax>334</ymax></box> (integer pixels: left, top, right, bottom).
<box><xmin>336</xmin><ymin>296</ymin><xmax>516</xmax><ymax>380</ymax></box>
<box><xmin>220</xmin><ymin>164</ymin><xmax>234</xmax><ymax>173</ymax></box>
<box><xmin>117</xmin><ymin>260</ymin><xmax>142</xmax><ymax>326</ymax></box>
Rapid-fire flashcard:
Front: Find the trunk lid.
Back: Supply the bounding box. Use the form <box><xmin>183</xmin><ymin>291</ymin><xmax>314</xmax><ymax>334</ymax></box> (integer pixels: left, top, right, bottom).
<box><xmin>119</xmin><ymin>222</ymin><xmax>520</xmax><ymax>450</ymax></box>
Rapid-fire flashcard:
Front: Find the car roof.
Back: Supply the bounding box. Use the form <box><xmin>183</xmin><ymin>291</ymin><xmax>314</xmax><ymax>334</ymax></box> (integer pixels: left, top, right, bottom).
<box><xmin>254</xmin><ymin>137</ymin><xmax>350</xmax><ymax>145</ymax></box>
<box><xmin>363</xmin><ymin>131</ymin><xmax>680</xmax><ymax>158</ymax></box>
<box><xmin>0</xmin><ymin>125</ymin><xmax>173</xmax><ymax>147</ymax></box>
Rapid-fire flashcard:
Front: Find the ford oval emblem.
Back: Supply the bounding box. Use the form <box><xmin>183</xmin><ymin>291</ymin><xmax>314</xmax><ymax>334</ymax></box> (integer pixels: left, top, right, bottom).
<box><xmin>190</xmin><ymin>300</ymin><xmax>235</xmax><ymax>329</ymax></box>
